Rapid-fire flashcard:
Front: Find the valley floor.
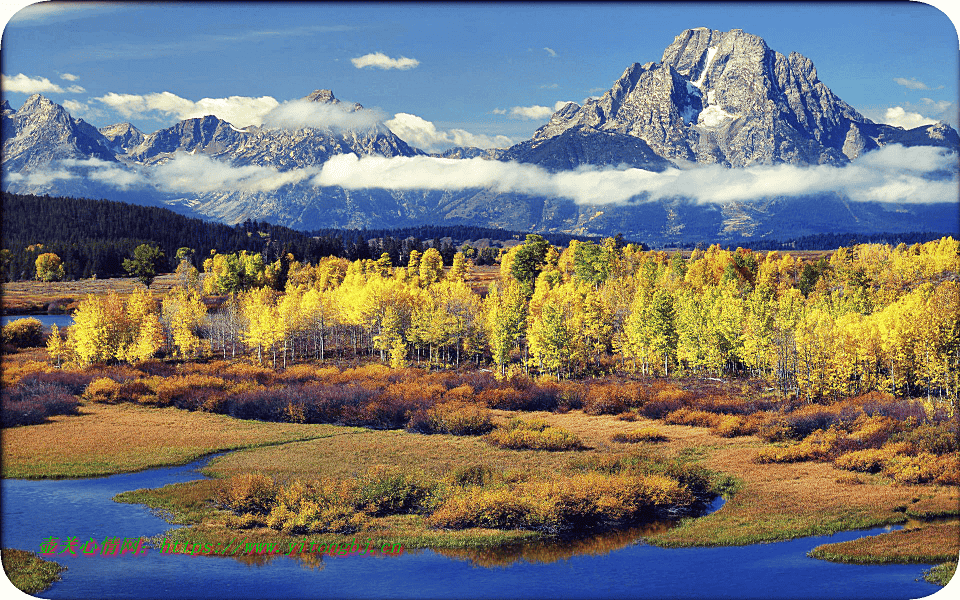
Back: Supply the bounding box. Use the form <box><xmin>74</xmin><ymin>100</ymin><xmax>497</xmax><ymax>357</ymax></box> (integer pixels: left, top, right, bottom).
<box><xmin>2</xmin><ymin>360</ymin><xmax>956</xmax><ymax>581</ymax></box>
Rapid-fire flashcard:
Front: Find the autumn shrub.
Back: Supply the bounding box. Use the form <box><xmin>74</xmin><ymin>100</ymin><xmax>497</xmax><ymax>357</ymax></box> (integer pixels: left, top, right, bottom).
<box><xmin>216</xmin><ymin>473</ymin><xmax>280</xmax><ymax>515</ymax></box>
<box><xmin>143</xmin><ymin>374</ymin><xmax>231</xmax><ymax>408</ymax></box>
<box><xmin>428</xmin><ymin>471</ymin><xmax>694</xmax><ymax>533</ymax></box>
<box><xmin>353</xmin><ymin>465</ymin><xmax>435</xmax><ymax>516</ymax></box>
<box><xmin>933</xmin><ymin>453</ymin><xmax>960</xmax><ymax>485</ymax></box>
<box><xmin>412</xmin><ymin>401</ymin><xmax>494</xmax><ymax>435</ymax></box>
<box><xmin>640</xmin><ymin>386</ymin><xmax>693</xmax><ymax>419</ymax></box>
<box><xmin>883</xmin><ymin>453</ymin><xmax>943</xmax><ymax>485</ymax></box>
<box><xmin>82</xmin><ymin>377</ymin><xmax>152</xmax><ymax>403</ymax></box>
<box><xmin>484</xmin><ymin>418</ymin><xmax>582</xmax><ymax>451</ymax></box>
<box><xmin>555</xmin><ymin>380</ymin><xmax>586</xmax><ymax>411</ymax></box>
<box><xmin>476</xmin><ymin>387</ymin><xmax>526</xmax><ymax>410</ymax></box>
<box><xmin>847</xmin><ymin>414</ymin><xmax>902</xmax><ymax>449</ymax></box>
<box><xmin>755</xmin><ymin>428</ymin><xmax>843</xmax><ymax>464</ymax></box>
<box><xmin>663</xmin><ymin>408</ymin><xmax>722</xmax><ymax>428</ymax></box>
<box><xmin>265</xmin><ymin>479</ymin><xmax>359</xmax><ymax>534</ymax></box>
<box><xmin>612</xmin><ymin>428</ymin><xmax>668</xmax><ymax>443</ymax></box>
<box><xmin>0</xmin><ymin>379</ymin><xmax>80</xmax><ymax>427</ymax></box>
<box><xmin>833</xmin><ymin>447</ymin><xmax>899</xmax><ymax>474</ymax></box>
<box><xmin>710</xmin><ymin>414</ymin><xmax>763</xmax><ymax>437</ymax></box>
<box><xmin>427</xmin><ymin>487</ymin><xmax>533</xmax><ymax>530</ymax></box>
<box><xmin>1</xmin><ymin>318</ymin><xmax>43</xmax><ymax>347</ymax></box>
<box><xmin>130</xmin><ymin>360</ymin><xmax>177</xmax><ymax>377</ymax></box>
<box><xmin>223</xmin><ymin>386</ymin><xmax>301</xmax><ymax>421</ymax></box>
<box><xmin>17</xmin><ymin>370</ymin><xmax>93</xmax><ymax>395</ymax></box>
<box><xmin>894</xmin><ymin>421</ymin><xmax>958</xmax><ymax>455</ymax></box>
<box><xmin>583</xmin><ymin>384</ymin><xmax>632</xmax><ymax>416</ymax></box>
<box><xmin>1</xmin><ymin>358</ymin><xmax>50</xmax><ymax>387</ymax></box>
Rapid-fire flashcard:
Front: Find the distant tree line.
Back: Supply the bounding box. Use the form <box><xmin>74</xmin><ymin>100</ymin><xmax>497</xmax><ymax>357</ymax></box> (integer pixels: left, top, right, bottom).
<box><xmin>676</xmin><ymin>231</ymin><xmax>956</xmax><ymax>252</ymax></box>
<box><xmin>0</xmin><ymin>192</ymin><xmax>632</xmax><ymax>281</ymax></box>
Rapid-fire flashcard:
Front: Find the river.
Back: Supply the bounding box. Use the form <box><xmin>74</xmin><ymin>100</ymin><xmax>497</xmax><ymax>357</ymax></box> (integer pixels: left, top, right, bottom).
<box><xmin>0</xmin><ymin>454</ymin><xmax>943</xmax><ymax>599</ymax></box>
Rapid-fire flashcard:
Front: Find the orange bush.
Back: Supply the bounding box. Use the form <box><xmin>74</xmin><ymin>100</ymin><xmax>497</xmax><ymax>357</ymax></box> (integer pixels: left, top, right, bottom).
<box><xmin>663</xmin><ymin>408</ymin><xmax>722</xmax><ymax>428</ymax></box>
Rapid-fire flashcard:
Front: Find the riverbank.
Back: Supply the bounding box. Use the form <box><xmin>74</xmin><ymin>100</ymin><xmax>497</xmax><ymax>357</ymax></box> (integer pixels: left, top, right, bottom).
<box><xmin>5</xmin><ymin>399</ymin><xmax>956</xmax><ymax>575</ymax></box>
<box><xmin>0</xmin><ymin>549</ymin><xmax>66</xmax><ymax>595</ymax></box>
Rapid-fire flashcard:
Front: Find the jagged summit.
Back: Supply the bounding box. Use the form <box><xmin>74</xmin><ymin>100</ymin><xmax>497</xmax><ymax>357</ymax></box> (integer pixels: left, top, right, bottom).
<box><xmin>302</xmin><ymin>89</ymin><xmax>363</xmax><ymax>112</ymax></box>
<box><xmin>304</xmin><ymin>89</ymin><xmax>337</xmax><ymax>103</ymax></box>
<box><xmin>534</xmin><ymin>27</ymin><xmax>954</xmax><ymax>167</ymax></box>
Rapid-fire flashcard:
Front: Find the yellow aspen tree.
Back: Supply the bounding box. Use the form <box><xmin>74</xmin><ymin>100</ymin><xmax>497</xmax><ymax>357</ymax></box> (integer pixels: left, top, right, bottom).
<box><xmin>484</xmin><ymin>280</ymin><xmax>525</xmax><ymax>377</ymax></box>
<box><xmin>120</xmin><ymin>287</ymin><xmax>164</xmax><ymax>363</ymax></box>
<box><xmin>162</xmin><ymin>289</ymin><xmax>209</xmax><ymax>360</ymax></box>
<box><xmin>278</xmin><ymin>286</ymin><xmax>304</xmax><ymax>367</ymax></box>
<box><xmin>448</xmin><ymin>251</ymin><xmax>469</xmax><ymax>283</ymax></box>
<box><xmin>375</xmin><ymin>252</ymin><xmax>393</xmax><ymax>278</ymax></box>
<box><xmin>46</xmin><ymin>324</ymin><xmax>66</xmax><ymax>367</ymax></box>
<box><xmin>67</xmin><ymin>294</ymin><xmax>113</xmax><ymax>366</ymax></box>
<box><xmin>419</xmin><ymin>247</ymin><xmax>444</xmax><ymax>286</ymax></box>
<box><xmin>241</xmin><ymin>287</ymin><xmax>283</xmax><ymax>366</ymax></box>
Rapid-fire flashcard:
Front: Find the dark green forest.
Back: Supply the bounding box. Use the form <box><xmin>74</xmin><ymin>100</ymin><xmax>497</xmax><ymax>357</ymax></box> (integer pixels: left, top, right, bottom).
<box><xmin>0</xmin><ymin>193</ymin><xmax>612</xmax><ymax>281</ymax></box>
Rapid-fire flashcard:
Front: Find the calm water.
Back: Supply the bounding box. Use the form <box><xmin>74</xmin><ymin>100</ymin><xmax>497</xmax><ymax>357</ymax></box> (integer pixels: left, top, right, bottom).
<box><xmin>1</xmin><ymin>314</ymin><xmax>74</xmax><ymax>329</ymax></box>
<box><xmin>0</xmin><ymin>455</ymin><xmax>944</xmax><ymax>600</ymax></box>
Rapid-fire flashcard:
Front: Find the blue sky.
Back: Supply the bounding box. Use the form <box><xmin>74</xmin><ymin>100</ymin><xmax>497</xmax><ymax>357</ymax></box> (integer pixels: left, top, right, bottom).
<box><xmin>1</xmin><ymin>1</ymin><xmax>958</xmax><ymax>152</ymax></box>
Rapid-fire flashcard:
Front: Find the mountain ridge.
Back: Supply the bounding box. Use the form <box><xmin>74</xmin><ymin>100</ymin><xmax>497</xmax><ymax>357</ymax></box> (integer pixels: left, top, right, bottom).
<box><xmin>2</xmin><ymin>27</ymin><xmax>957</xmax><ymax>245</ymax></box>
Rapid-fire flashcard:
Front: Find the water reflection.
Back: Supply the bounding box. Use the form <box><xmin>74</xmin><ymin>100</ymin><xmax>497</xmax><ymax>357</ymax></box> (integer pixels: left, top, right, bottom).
<box><xmin>433</xmin><ymin>497</ymin><xmax>726</xmax><ymax>568</ymax></box>
<box><xmin>432</xmin><ymin>521</ymin><xmax>675</xmax><ymax>568</ymax></box>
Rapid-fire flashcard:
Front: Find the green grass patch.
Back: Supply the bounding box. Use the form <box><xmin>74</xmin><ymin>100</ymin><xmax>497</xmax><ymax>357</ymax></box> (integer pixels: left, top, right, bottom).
<box><xmin>924</xmin><ymin>561</ymin><xmax>957</xmax><ymax>586</ymax></box>
<box><xmin>807</xmin><ymin>522</ymin><xmax>960</xmax><ymax>564</ymax></box>
<box><xmin>1</xmin><ymin>549</ymin><xmax>66</xmax><ymax>595</ymax></box>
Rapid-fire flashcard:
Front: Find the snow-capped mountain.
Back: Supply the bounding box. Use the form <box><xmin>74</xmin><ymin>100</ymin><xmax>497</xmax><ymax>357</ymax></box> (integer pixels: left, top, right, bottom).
<box><xmin>2</xmin><ymin>30</ymin><xmax>957</xmax><ymax>245</ymax></box>
<box><xmin>534</xmin><ymin>27</ymin><xmax>957</xmax><ymax>166</ymax></box>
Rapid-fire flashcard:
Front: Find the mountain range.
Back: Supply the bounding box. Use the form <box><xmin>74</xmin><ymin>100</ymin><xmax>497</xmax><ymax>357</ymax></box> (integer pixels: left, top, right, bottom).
<box><xmin>3</xmin><ymin>27</ymin><xmax>958</xmax><ymax>246</ymax></box>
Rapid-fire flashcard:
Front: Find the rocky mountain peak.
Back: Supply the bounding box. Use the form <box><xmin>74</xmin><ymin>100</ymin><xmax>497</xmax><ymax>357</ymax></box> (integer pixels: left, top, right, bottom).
<box><xmin>532</xmin><ymin>27</ymin><xmax>955</xmax><ymax>168</ymax></box>
<box><xmin>303</xmin><ymin>89</ymin><xmax>338</xmax><ymax>104</ymax></box>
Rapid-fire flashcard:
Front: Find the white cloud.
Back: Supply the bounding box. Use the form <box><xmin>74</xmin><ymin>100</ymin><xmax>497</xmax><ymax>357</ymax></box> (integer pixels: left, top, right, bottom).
<box><xmin>893</xmin><ymin>77</ymin><xmax>942</xmax><ymax>91</ymax></box>
<box><xmin>1</xmin><ymin>73</ymin><xmax>66</xmax><ymax>94</ymax></box>
<box><xmin>922</xmin><ymin>98</ymin><xmax>952</xmax><ymax>112</ymax></box>
<box><xmin>309</xmin><ymin>144</ymin><xmax>957</xmax><ymax>206</ymax></box>
<box><xmin>260</xmin><ymin>99</ymin><xmax>385</xmax><ymax>131</ymax></box>
<box><xmin>491</xmin><ymin>108</ymin><xmax>507</xmax><ymax>115</ymax></box>
<box><xmin>351</xmin><ymin>52</ymin><xmax>420</xmax><ymax>70</ymax></box>
<box><xmin>384</xmin><ymin>113</ymin><xmax>513</xmax><ymax>152</ymax></box>
<box><xmin>879</xmin><ymin>106</ymin><xmax>940</xmax><ymax>129</ymax></box>
<box><xmin>540</xmin><ymin>83</ymin><xmax>559</xmax><ymax>89</ymax></box>
<box><xmin>94</xmin><ymin>91</ymin><xmax>280</xmax><ymax>128</ymax></box>
<box><xmin>543</xmin><ymin>47</ymin><xmax>557</xmax><ymax>58</ymax></box>
<box><xmin>894</xmin><ymin>77</ymin><xmax>932</xmax><ymax>90</ymax></box>
<box><xmin>507</xmin><ymin>101</ymin><xmax>572</xmax><ymax>120</ymax></box>
<box><xmin>60</xmin><ymin>73</ymin><xmax>80</xmax><ymax>82</ymax></box>
<box><xmin>150</xmin><ymin>153</ymin><xmax>321</xmax><ymax>193</ymax></box>
<box><xmin>21</xmin><ymin>144</ymin><xmax>956</xmax><ymax>207</ymax></box>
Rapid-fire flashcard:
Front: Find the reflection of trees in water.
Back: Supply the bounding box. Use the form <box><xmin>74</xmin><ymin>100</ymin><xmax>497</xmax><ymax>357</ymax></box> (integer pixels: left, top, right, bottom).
<box><xmin>433</xmin><ymin>520</ymin><xmax>677</xmax><ymax>568</ymax></box>
<box><xmin>226</xmin><ymin>550</ymin><xmax>327</xmax><ymax>570</ymax></box>
<box><xmin>222</xmin><ymin>548</ymin><xmax>408</xmax><ymax>571</ymax></box>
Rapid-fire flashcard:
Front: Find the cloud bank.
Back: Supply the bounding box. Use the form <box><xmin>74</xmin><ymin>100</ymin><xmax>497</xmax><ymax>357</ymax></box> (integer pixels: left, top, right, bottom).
<box><xmin>504</xmin><ymin>101</ymin><xmax>572</xmax><ymax>120</ymax></box>
<box><xmin>351</xmin><ymin>52</ymin><xmax>420</xmax><ymax>70</ymax></box>
<box><xmin>384</xmin><ymin>113</ymin><xmax>513</xmax><ymax>151</ymax></box>
<box><xmin>15</xmin><ymin>144</ymin><xmax>954</xmax><ymax>208</ymax></box>
<box><xmin>309</xmin><ymin>145</ymin><xmax>956</xmax><ymax>205</ymax></box>
<box><xmin>2</xmin><ymin>73</ymin><xmax>84</xmax><ymax>94</ymax></box>
<box><xmin>260</xmin><ymin>99</ymin><xmax>386</xmax><ymax>131</ymax></box>
<box><xmin>94</xmin><ymin>92</ymin><xmax>280</xmax><ymax>128</ymax></box>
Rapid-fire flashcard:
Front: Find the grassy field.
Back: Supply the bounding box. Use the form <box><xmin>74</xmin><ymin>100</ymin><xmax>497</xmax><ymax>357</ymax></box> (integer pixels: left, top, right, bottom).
<box><xmin>1</xmin><ymin>274</ymin><xmax>182</xmax><ymax>315</ymax></box>
<box><xmin>1</xmin><ymin>402</ymin><xmax>361</xmax><ymax>478</ymax></box>
<box><xmin>6</xmin><ymin>393</ymin><xmax>956</xmax><ymax>567</ymax></box>
<box><xmin>0</xmin><ymin>549</ymin><xmax>66</xmax><ymax>595</ymax></box>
